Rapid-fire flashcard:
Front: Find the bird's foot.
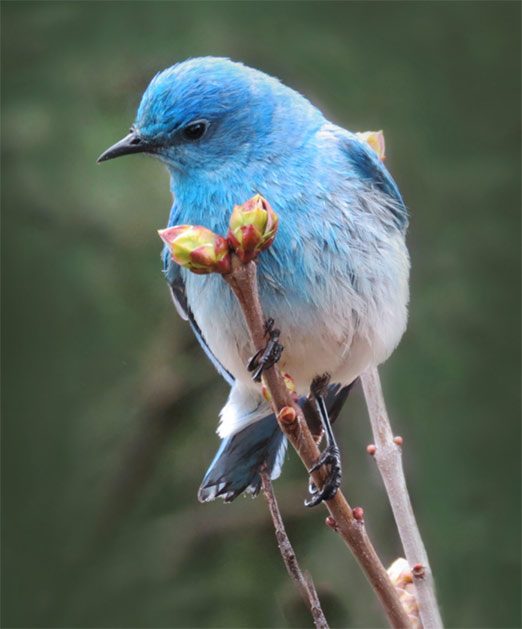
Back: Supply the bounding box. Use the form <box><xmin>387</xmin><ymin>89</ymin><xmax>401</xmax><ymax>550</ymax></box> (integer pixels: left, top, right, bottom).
<box><xmin>247</xmin><ymin>318</ymin><xmax>283</xmax><ymax>382</ymax></box>
<box><xmin>305</xmin><ymin>444</ymin><xmax>342</xmax><ymax>507</ymax></box>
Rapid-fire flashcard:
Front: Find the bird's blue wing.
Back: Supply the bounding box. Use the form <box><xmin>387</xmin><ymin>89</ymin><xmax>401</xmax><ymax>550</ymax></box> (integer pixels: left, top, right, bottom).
<box><xmin>164</xmin><ymin>249</ymin><xmax>235</xmax><ymax>386</ymax></box>
<box><xmin>340</xmin><ymin>135</ymin><xmax>408</xmax><ymax>232</ymax></box>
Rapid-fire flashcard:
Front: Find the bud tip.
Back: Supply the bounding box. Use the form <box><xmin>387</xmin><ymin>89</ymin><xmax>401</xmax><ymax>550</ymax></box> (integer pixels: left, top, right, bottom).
<box><xmin>278</xmin><ymin>406</ymin><xmax>297</xmax><ymax>425</ymax></box>
<box><xmin>352</xmin><ymin>506</ymin><xmax>365</xmax><ymax>521</ymax></box>
<box><xmin>325</xmin><ymin>516</ymin><xmax>338</xmax><ymax>531</ymax></box>
<box><xmin>227</xmin><ymin>194</ymin><xmax>278</xmax><ymax>263</ymax></box>
<box><xmin>412</xmin><ymin>563</ymin><xmax>425</xmax><ymax>579</ymax></box>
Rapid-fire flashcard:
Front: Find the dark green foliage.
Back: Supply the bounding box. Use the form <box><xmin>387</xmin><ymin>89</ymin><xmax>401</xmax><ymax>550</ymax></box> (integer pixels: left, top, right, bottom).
<box><xmin>1</xmin><ymin>2</ymin><xmax>520</xmax><ymax>627</ymax></box>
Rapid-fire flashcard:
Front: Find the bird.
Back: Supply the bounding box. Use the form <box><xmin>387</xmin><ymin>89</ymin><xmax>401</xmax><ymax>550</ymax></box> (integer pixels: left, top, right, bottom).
<box><xmin>98</xmin><ymin>56</ymin><xmax>409</xmax><ymax>506</ymax></box>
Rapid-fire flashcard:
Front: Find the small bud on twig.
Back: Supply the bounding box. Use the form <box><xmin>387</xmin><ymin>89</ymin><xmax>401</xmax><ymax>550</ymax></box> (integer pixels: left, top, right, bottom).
<box><xmin>158</xmin><ymin>225</ymin><xmax>231</xmax><ymax>275</ymax></box>
<box><xmin>412</xmin><ymin>563</ymin><xmax>425</xmax><ymax>579</ymax></box>
<box><xmin>277</xmin><ymin>406</ymin><xmax>297</xmax><ymax>425</ymax></box>
<box><xmin>352</xmin><ymin>507</ymin><xmax>365</xmax><ymax>521</ymax></box>
<box><xmin>367</xmin><ymin>444</ymin><xmax>377</xmax><ymax>456</ymax></box>
<box><xmin>325</xmin><ymin>515</ymin><xmax>339</xmax><ymax>531</ymax></box>
<box><xmin>355</xmin><ymin>130</ymin><xmax>386</xmax><ymax>160</ymax></box>
<box><xmin>393</xmin><ymin>436</ymin><xmax>403</xmax><ymax>446</ymax></box>
<box><xmin>227</xmin><ymin>194</ymin><xmax>279</xmax><ymax>263</ymax></box>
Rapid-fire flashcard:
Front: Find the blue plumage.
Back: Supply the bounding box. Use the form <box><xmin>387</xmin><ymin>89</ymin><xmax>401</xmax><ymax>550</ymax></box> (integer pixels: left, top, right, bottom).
<box><xmin>99</xmin><ymin>57</ymin><xmax>410</xmax><ymax>502</ymax></box>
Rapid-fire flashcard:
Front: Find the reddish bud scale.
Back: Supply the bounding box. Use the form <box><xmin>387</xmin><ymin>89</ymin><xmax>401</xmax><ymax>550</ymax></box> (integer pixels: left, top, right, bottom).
<box><xmin>352</xmin><ymin>507</ymin><xmax>365</xmax><ymax>521</ymax></box>
<box><xmin>189</xmin><ymin>244</ymin><xmax>231</xmax><ymax>275</ymax></box>
<box><xmin>234</xmin><ymin>224</ymin><xmax>260</xmax><ymax>262</ymax></box>
<box><xmin>366</xmin><ymin>444</ymin><xmax>377</xmax><ymax>456</ymax></box>
<box><xmin>393</xmin><ymin>435</ymin><xmax>404</xmax><ymax>446</ymax></box>
<box><xmin>412</xmin><ymin>563</ymin><xmax>425</xmax><ymax>579</ymax></box>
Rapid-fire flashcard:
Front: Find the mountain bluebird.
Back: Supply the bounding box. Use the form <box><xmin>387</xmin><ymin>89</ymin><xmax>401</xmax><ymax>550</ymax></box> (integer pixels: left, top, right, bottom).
<box><xmin>98</xmin><ymin>57</ymin><xmax>409</xmax><ymax>506</ymax></box>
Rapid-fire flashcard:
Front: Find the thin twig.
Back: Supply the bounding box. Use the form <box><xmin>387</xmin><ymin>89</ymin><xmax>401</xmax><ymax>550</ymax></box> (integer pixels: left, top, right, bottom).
<box><xmin>223</xmin><ymin>258</ymin><xmax>412</xmax><ymax>629</ymax></box>
<box><xmin>259</xmin><ymin>468</ymin><xmax>329</xmax><ymax>629</ymax></box>
<box><xmin>361</xmin><ymin>368</ymin><xmax>443</xmax><ymax>629</ymax></box>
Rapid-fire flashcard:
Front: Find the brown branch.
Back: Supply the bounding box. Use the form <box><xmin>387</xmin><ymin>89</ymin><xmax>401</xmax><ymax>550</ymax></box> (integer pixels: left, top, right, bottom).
<box><xmin>259</xmin><ymin>469</ymin><xmax>329</xmax><ymax>629</ymax></box>
<box><xmin>223</xmin><ymin>258</ymin><xmax>412</xmax><ymax>629</ymax></box>
<box><xmin>361</xmin><ymin>368</ymin><xmax>443</xmax><ymax>628</ymax></box>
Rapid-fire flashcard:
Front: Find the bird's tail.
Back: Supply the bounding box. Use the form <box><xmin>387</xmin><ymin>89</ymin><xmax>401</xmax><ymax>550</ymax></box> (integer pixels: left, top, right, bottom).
<box><xmin>197</xmin><ymin>380</ymin><xmax>355</xmax><ymax>503</ymax></box>
<box><xmin>198</xmin><ymin>413</ymin><xmax>286</xmax><ymax>502</ymax></box>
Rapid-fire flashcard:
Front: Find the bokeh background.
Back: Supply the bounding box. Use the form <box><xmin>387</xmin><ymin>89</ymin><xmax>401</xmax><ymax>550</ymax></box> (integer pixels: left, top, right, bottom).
<box><xmin>2</xmin><ymin>2</ymin><xmax>520</xmax><ymax>628</ymax></box>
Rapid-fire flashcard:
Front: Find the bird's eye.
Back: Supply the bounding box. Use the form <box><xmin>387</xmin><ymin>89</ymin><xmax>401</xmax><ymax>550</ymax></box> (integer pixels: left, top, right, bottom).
<box><xmin>182</xmin><ymin>120</ymin><xmax>209</xmax><ymax>141</ymax></box>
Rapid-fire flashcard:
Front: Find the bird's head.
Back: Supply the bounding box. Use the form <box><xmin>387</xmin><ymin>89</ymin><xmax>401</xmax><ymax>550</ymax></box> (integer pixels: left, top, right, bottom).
<box><xmin>98</xmin><ymin>57</ymin><xmax>322</xmax><ymax>177</ymax></box>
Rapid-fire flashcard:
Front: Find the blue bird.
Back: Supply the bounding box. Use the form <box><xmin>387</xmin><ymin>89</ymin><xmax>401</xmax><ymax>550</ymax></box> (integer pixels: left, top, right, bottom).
<box><xmin>98</xmin><ymin>57</ymin><xmax>409</xmax><ymax>505</ymax></box>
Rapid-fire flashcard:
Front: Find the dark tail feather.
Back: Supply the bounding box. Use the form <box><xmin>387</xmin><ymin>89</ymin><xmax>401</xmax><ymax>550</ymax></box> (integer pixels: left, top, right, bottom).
<box><xmin>198</xmin><ymin>381</ymin><xmax>356</xmax><ymax>503</ymax></box>
<box><xmin>198</xmin><ymin>414</ymin><xmax>286</xmax><ymax>503</ymax></box>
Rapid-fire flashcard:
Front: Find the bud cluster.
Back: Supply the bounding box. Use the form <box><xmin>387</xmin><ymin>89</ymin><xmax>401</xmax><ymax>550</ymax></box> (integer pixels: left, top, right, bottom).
<box><xmin>159</xmin><ymin>194</ymin><xmax>278</xmax><ymax>274</ymax></box>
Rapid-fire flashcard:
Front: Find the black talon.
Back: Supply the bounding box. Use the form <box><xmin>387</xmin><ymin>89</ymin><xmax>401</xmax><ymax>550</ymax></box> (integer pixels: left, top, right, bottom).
<box><xmin>247</xmin><ymin>318</ymin><xmax>283</xmax><ymax>382</ymax></box>
<box><xmin>308</xmin><ymin>445</ymin><xmax>341</xmax><ymax>475</ymax></box>
<box><xmin>305</xmin><ymin>445</ymin><xmax>342</xmax><ymax>507</ymax></box>
<box><xmin>263</xmin><ymin>318</ymin><xmax>276</xmax><ymax>336</ymax></box>
<box><xmin>305</xmin><ymin>374</ymin><xmax>343</xmax><ymax>507</ymax></box>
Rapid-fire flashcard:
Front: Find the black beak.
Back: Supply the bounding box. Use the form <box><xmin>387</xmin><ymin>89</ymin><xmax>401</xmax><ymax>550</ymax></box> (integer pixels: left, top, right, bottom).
<box><xmin>97</xmin><ymin>130</ymin><xmax>155</xmax><ymax>163</ymax></box>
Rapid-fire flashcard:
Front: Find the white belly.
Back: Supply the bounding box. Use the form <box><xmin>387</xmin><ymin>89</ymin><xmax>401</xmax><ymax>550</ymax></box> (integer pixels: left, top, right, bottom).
<box><xmin>184</xmin><ymin>232</ymin><xmax>410</xmax><ymax>396</ymax></box>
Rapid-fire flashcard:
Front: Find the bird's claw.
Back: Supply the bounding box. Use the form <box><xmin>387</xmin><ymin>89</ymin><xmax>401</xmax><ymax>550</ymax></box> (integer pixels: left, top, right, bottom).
<box><xmin>247</xmin><ymin>318</ymin><xmax>283</xmax><ymax>382</ymax></box>
<box><xmin>305</xmin><ymin>445</ymin><xmax>342</xmax><ymax>507</ymax></box>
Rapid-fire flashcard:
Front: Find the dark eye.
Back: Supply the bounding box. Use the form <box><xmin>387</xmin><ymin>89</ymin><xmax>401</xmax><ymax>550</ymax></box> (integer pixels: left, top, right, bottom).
<box><xmin>182</xmin><ymin>120</ymin><xmax>209</xmax><ymax>141</ymax></box>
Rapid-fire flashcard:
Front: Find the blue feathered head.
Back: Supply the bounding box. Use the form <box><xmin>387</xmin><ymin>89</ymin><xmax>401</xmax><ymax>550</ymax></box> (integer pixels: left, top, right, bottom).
<box><xmin>98</xmin><ymin>57</ymin><xmax>323</xmax><ymax>172</ymax></box>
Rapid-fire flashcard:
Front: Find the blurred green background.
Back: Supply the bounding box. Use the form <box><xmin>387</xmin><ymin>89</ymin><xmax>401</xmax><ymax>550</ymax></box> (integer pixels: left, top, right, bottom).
<box><xmin>2</xmin><ymin>2</ymin><xmax>520</xmax><ymax>628</ymax></box>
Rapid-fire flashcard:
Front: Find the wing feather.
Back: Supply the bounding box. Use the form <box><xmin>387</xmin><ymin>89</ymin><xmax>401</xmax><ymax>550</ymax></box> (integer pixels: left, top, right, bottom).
<box><xmin>340</xmin><ymin>134</ymin><xmax>408</xmax><ymax>232</ymax></box>
<box><xmin>164</xmin><ymin>250</ymin><xmax>235</xmax><ymax>386</ymax></box>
